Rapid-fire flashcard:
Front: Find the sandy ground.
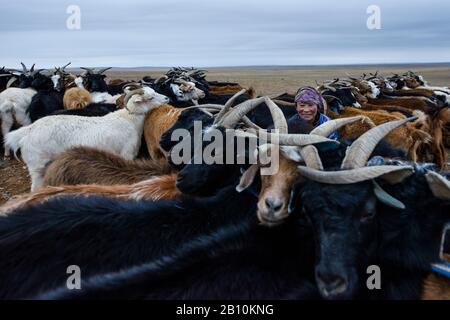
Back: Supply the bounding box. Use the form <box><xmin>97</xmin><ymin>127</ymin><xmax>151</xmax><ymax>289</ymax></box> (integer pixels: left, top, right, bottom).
<box><xmin>1</xmin><ymin>64</ymin><xmax>449</xmax><ymax>205</ymax></box>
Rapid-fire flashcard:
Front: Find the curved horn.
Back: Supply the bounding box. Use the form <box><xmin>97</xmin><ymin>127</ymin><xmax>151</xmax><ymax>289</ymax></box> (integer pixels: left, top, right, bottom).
<box><xmin>264</xmin><ymin>97</ymin><xmax>288</xmax><ymax>134</ymax></box>
<box><xmin>97</xmin><ymin>67</ymin><xmax>112</xmax><ymax>74</ymax></box>
<box><xmin>297</xmin><ymin>165</ymin><xmax>414</xmax><ymax>184</ymax></box>
<box><xmin>124</xmin><ymin>88</ymin><xmax>144</xmax><ymax>106</ymax></box>
<box><xmin>218</xmin><ymin>97</ymin><xmax>266</xmax><ymax>128</ymax></box>
<box><xmin>341</xmin><ymin>117</ymin><xmax>417</xmax><ymax>170</ymax></box>
<box><xmin>310</xmin><ymin>116</ymin><xmax>367</xmax><ymax>137</ymax></box>
<box><xmin>299</xmin><ymin>145</ymin><xmax>323</xmax><ymax>170</ymax></box>
<box><xmin>426</xmin><ymin>171</ymin><xmax>450</xmax><ymax>200</ymax></box>
<box><xmin>62</xmin><ymin>62</ymin><xmax>71</xmax><ymax>71</ymax></box>
<box><xmin>30</xmin><ymin>69</ymin><xmax>45</xmax><ymax>76</ymax></box>
<box><xmin>80</xmin><ymin>67</ymin><xmax>95</xmax><ymax>75</ymax></box>
<box><xmin>6</xmin><ymin>77</ymin><xmax>17</xmax><ymax>88</ymax></box>
<box><xmin>259</xmin><ymin>131</ymin><xmax>338</xmax><ymax>147</ymax></box>
<box><xmin>122</xmin><ymin>82</ymin><xmax>142</xmax><ymax>91</ymax></box>
<box><xmin>20</xmin><ymin>62</ymin><xmax>28</xmax><ymax>74</ymax></box>
<box><xmin>213</xmin><ymin>89</ymin><xmax>247</xmax><ymax>125</ymax></box>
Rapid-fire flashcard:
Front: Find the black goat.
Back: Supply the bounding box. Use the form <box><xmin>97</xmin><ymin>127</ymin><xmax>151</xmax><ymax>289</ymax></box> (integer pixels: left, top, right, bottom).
<box><xmin>83</xmin><ymin>73</ymin><xmax>108</xmax><ymax>93</ymax></box>
<box><xmin>292</xmin><ymin>119</ymin><xmax>450</xmax><ymax>300</ymax></box>
<box><xmin>26</xmin><ymin>73</ymin><xmax>64</xmax><ymax>122</ymax></box>
<box><xmin>0</xmin><ymin>184</ymin><xmax>258</xmax><ymax>299</ymax></box>
<box><xmin>298</xmin><ymin>164</ymin><xmax>450</xmax><ymax>300</ymax></box>
<box><xmin>50</xmin><ymin>103</ymin><xmax>118</xmax><ymax>117</ymax></box>
<box><xmin>37</xmin><ymin>209</ymin><xmax>319</xmax><ymax>300</ymax></box>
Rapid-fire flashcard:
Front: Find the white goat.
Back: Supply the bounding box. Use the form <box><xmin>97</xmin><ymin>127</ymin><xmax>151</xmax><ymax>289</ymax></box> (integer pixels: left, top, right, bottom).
<box><xmin>0</xmin><ymin>88</ymin><xmax>37</xmax><ymax>158</ymax></box>
<box><xmin>5</xmin><ymin>86</ymin><xmax>169</xmax><ymax>191</ymax></box>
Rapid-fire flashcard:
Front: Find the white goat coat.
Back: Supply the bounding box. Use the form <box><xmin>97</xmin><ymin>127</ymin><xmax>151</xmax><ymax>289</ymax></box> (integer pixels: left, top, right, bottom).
<box><xmin>0</xmin><ymin>88</ymin><xmax>36</xmax><ymax>157</ymax></box>
<box><xmin>6</xmin><ymin>108</ymin><xmax>150</xmax><ymax>190</ymax></box>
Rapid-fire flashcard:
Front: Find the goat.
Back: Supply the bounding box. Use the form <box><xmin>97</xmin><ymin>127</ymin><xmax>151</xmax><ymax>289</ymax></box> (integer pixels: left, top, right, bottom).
<box><xmin>0</xmin><ymin>87</ymin><xmax>36</xmax><ymax>158</ymax></box>
<box><xmin>153</xmin><ymin>75</ymin><xmax>205</xmax><ymax>107</ymax></box>
<box><xmin>36</xmin><ymin>207</ymin><xmax>319</xmax><ymax>300</ymax></box>
<box><xmin>143</xmin><ymin>104</ymin><xmax>184</xmax><ymax>160</ymax></box>
<box><xmin>63</xmin><ymin>87</ymin><xmax>92</xmax><ymax>109</ymax></box>
<box><xmin>42</xmin><ymin>146</ymin><xmax>172</xmax><ymax>186</ymax></box>
<box><xmin>4</xmin><ymin>85</ymin><xmax>169</xmax><ymax>190</ymax></box>
<box><xmin>1</xmin><ymin>173</ymin><xmax>181</xmax><ymax>214</ymax></box>
<box><xmin>367</xmin><ymin>96</ymin><xmax>439</xmax><ymax>114</ymax></box>
<box><xmin>290</xmin><ymin>119</ymin><xmax>450</xmax><ymax>299</ymax></box>
<box><xmin>26</xmin><ymin>72</ymin><xmax>64</xmax><ymax>122</ymax></box>
<box><xmin>0</xmin><ymin>183</ymin><xmax>258</xmax><ymax>299</ymax></box>
<box><xmin>51</xmin><ymin>103</ymin><xmax>119</xmax><ymax>117</ymax></box>
<box><xmin>329</xmin><ymin>108</ymin><xmax>432</xmax><ymax>162</ymax></box>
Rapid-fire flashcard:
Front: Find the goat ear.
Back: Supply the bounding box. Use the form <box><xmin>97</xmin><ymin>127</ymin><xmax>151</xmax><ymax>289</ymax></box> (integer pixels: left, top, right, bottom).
<box><xmin>425</xmin><ymin>171</ymin><xmax>450</xmax><ymax>200</ymax></box>
<box><xmin>280</xmin><ymin>146</ymin><xmax>303</xmax><ymax>162</ymax></box>
<box><xmin>378</xmin><ymin>168</ymin><xmax>414</xmax><ymax>184</ymax></box>
<box><xmin>373</xmin><ymin>181</ymin><xmax>406</xmax><ymax>210</ymax></box>
<box><xmin>236</xmin><ymin>164</ymin><xmax>260</xmax><ymax>193</ymax></box>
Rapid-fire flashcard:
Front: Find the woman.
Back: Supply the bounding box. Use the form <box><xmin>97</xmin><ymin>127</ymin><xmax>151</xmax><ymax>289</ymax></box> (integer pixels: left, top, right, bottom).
<box><xmin>290</xmin><ymin>86</ymin><xmax>338</xmax><ymax>140</ymax></box>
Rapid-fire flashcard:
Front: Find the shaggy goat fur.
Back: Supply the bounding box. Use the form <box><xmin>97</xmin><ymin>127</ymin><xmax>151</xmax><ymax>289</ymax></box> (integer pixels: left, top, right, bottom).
<box><xmin>43</xmin><ymin>146</ymin><xmax>173</xmax><ymax>186</ymax></box>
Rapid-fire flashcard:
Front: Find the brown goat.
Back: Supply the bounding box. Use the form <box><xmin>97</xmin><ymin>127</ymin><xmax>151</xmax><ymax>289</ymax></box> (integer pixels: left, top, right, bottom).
<box><xmin>143</xmin><ymin>104</ymin><xmax>184</xmax><ymax>160</ymax></box>
<box><xmin>209</xmin><ymin>84</ymin><xmax>244</xmax><ymax>95</ymax></box>
<box><xmin>329</xmin><ymin>108</ymin><xmax>432</xmax><ymax>161</ymax></box>
<box><xmin>1</xmin><ymin>173</ymin><xmax>180</xmax><ymax>215</ymax></box>
<box><xmin>108</xmin><ymin>79</ymin><xmax>126</xmax><ymax>85</ymax></box>
<box><xmin>367</xmin><ymin>96</ymin><xmax>435</xmax><ymax>114</ymax></box>
<box><xmin>429</xmin><ymin>107</ymin><xmax>450</xmax><ymax>168</ymax></box>
<box><xmin>63</xmin><ymin>87</ymin><xmax>92</xmax><ymax>110</ymax></box>
<box><xmin>42</xmin><ymin>147</ymin><xmax>173</xmax><ymax>187</ymax></box>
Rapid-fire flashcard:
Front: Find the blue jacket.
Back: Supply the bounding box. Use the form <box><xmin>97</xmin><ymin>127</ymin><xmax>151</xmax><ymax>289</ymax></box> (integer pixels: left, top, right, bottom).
<box><xmin>314</xmin><ymin>113</ymin><xmax>339</xmax><ymax>140</ymax></box>
<box><xmin>290</xmin><ymin>113</ymin><xmax>339</xmax><ymax>140</ymax></box>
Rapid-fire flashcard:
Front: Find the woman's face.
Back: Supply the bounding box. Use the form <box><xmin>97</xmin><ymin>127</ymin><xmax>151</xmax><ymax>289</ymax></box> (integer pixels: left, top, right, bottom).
<box><xmin>296</xmin><ymin>103</ymin><xmax>318</xmax><ymax>123</ymax></box>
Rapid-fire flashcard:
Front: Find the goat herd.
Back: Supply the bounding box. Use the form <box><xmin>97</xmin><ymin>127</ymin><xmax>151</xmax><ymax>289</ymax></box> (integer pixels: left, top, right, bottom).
<box><xmin>0</xmin><ymin>63</ymin><xmax>449</xmax><ymax>300</ymax></box>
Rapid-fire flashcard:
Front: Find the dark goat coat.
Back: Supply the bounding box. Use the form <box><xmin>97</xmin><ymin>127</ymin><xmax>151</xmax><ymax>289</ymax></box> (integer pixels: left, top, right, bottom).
<box><xmin>50</xmin><ymin>103</ymin><xmax>118</xmax><ymax>117</ymax></box>
<box><xmin>83</xmin><ymin>74</ymin><xmax>108</xmax><ymax>93</ymax></box>
<box><xmin>26</xmin><ymin>73</ymin><xmax>64</xmax><ymax>122</ymax></box>
<box><xmin>38</xmin><ymin>213</ymin><xmax>319</xmax><ymax>300</ymax></box>
<box><xmin>0</xmin><ymin>185</ymin><xmax>257</xmax><ymax>299</ymax></box>
<box><xmin>298</xmin><ymin>163</ymin><xmax>450</xmax><ymax>300</ymax></box>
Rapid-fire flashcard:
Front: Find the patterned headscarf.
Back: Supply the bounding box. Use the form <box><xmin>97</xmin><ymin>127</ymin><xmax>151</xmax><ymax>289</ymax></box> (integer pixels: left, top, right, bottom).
<box><xmin>295</xmin><ymin>86</ymin><xmax>327</xmax><ymax>114</ymax></box>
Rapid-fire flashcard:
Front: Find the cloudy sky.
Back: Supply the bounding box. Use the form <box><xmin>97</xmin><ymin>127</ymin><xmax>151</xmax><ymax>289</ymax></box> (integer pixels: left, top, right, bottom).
<box><xmin>1</xmin><ymin>0</ymin><xmax>449</xmax><ymax>67</ymax></box>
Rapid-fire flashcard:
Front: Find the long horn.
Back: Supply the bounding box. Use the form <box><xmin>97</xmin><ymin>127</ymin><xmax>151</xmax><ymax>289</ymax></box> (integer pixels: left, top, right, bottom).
<box><xmin>62</xmin><ymin>62</ymin><xmax>71</xmax><ymax>71</ymax></box>
<box><xmin>341</xmin><ymin>117</ymin><xmax>417</xmax><ymax>170</ymax></box>
<box><xmin>264</xmin><ymin>97</ymin><xmax>288</xmax><ymax>134</ymax></box>
<box><xmin>80</xmin><ymin>67</ymin><xmax>95</xmax><ymax>74</ymax></box>
<box><xmin>426</xmin><ymin>171</ymin><xmax>450</xmax><ymax>200</ymax></box>
<box><xmin>310</xmin><ymin>116</ymin><xmax>367</xmax><ymax>138</ymax></box>
<box><xmin>213</xmin><ymin>89</ymin><xmax>247</xmax><ymax>125</ymax></box>
<box><xmin>258</xmin><ymin>131</ymin><xmax>338</xmax><ymax>147</ymax></box>
<box><xmin>20</xmin><ymin>62</ymin><xmax>28</xmax><ymax>74</ymax></box>
<box><xmin>29</xmin><ymin>63</ymin><xmax>35</xmax><ymax>73</ymax></box>
<box><xmin>297</xmin><ymin>165</ymin><xmax>414</xmax><ymax>184</ymax></box>
<box><xmin>6</xmin><ymin>77</ymin><xmax>17</xmax><ymax>88</ymax></box>
<box><xmin>299</xmin><ymin>145</ymin><xmax>323</xmax><ymax>170</ymax></box>
<box><xmin>218</xmin><ymin>97</ymin><xmax>267</xmax><ymax>128</ymax></box>
<box><xmin>30</xmin><ymin>69</ymin><xmax>45</xmax><ymax>76</ymax></box>
<box><xmin>97</xmin><ymin>67</ymin><xmax>112</xmax><ymax>74</ymax></box>
<box><xmin>124</xmin><ymin>88</ymin><xmax>144</xmax><ymax>106</ymax></box>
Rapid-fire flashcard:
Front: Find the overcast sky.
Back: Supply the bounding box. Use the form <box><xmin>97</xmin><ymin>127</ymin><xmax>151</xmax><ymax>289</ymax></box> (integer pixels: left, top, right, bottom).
<box><xmin>1</xmin><ymin>0</ymin><xmax>449</xmax><ymax>68</ymax></box>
